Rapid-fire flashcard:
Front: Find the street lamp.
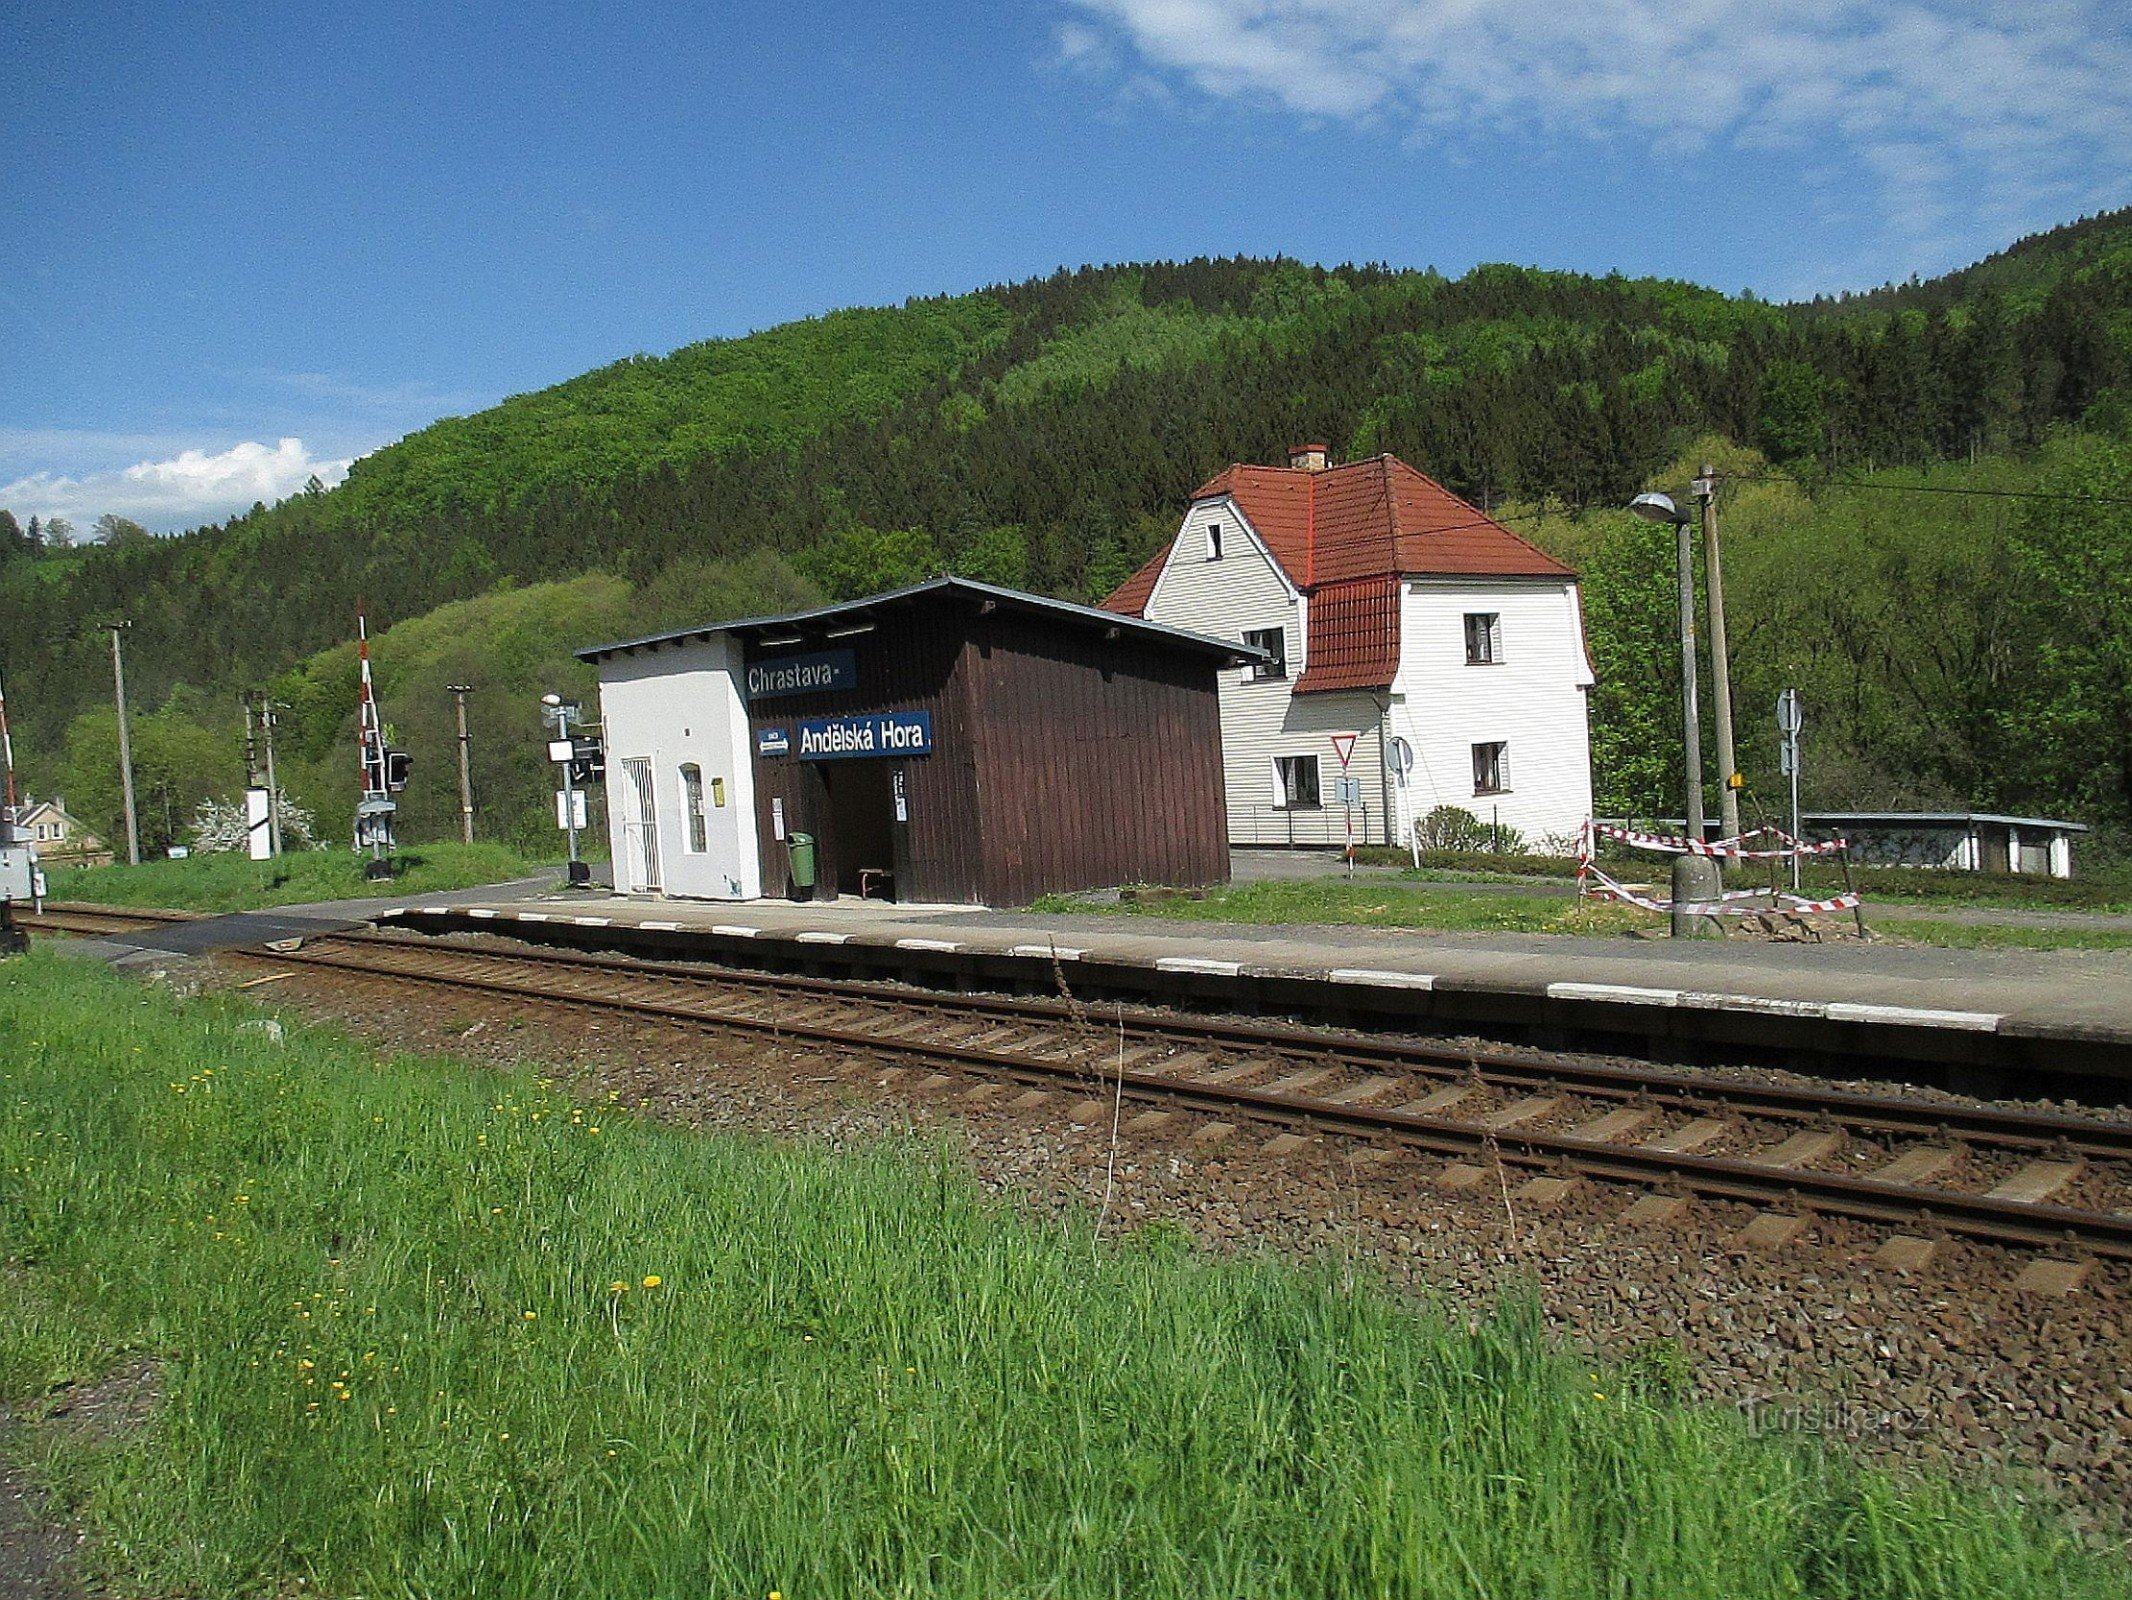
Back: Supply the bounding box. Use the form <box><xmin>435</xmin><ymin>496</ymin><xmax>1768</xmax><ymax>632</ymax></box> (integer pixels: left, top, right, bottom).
<box><xmin>1626</xmin><ymin>489</ymin><xmax>1719</xmax><ymax>935</ymax></box>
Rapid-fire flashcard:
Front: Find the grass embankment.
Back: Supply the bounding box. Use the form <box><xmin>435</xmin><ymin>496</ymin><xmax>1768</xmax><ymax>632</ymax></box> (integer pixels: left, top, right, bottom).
<box><xmin>43</xmin><ymin>841</ymin><xmax>554</xmax><ymax>914</ymax></box>
<box><xmin>1039</xmin><ymin>880</ymin><xmax>1651</xmax><ymax>936</ymax></box>
<box><xmin>2</xmin><ymin>955</ymin><xmax>2119</xmax><ymax>1597</ymax></box>
<box><xmin>1045</xmin><ymin>878</ymin><xmax>2132</xmax><ymax>950</ymax></box>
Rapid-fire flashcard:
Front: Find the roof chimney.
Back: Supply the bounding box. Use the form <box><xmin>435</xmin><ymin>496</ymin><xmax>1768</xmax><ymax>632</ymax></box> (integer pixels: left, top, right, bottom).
<box><xmin>1288</xmin><ymin>442</ymin><xmax>1329</xmax><ymax>473</ymax></box>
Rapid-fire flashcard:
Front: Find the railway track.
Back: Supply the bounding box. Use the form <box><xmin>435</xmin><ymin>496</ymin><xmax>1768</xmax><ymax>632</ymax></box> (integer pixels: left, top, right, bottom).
<box><xmin>16</xmin><ymin>901</ymin><xmax>200</xmax><ymax>938</ymax></box>
<box><xmin>237</xmin><ymin>929</ymin><xmax>2132</xmax><ymax>1264</ymax></box>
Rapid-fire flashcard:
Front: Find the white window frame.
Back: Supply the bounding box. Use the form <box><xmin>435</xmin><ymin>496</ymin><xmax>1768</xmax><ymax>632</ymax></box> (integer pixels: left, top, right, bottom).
<box><xmin>1464</xmin><ymin>611</ymin><xmax>1503</xmax><ymax>665</ymax></box>
<box><xmin>1472</xmin><ymin>741</ymin><xmax>1510</xmax><ymax>795</ymax></box>
<box><xmin>1242</xmin><ymin>625</ymin><xmax>1286</xmax><ymax>681</ymax></box>
<box><xmin>1206</xmin><ymin>520</ymin><xmax>1224</xmax><ymax>561</ymax></box>
<box><xmin>681</xmin><ymin>763</ymin><xmax>708</xmax><ymax>853</ymax></box>
<box><xmin>1273</xmin><ymin>753</ymin><xmax>1321</xmax><ymax>810</ymax></box>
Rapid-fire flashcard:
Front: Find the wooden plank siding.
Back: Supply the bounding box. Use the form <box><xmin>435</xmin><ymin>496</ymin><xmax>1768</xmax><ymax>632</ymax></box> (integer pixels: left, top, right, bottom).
<box><xmin>963</xmin><ymin>613</ymin><xmax>1229</xmax><ymax>905</ymax></box>
<box><xmin>742</xmin><ymin>592</ymin><xmax>1229</xmax><ymax>906</ymax></box>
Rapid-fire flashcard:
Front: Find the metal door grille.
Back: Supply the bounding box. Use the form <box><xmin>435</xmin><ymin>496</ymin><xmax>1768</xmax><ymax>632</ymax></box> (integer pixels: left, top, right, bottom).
<box><xmin>622</xmin><ymin>757</ymin><xmax>662</xmax><ymax>892</ymax></box>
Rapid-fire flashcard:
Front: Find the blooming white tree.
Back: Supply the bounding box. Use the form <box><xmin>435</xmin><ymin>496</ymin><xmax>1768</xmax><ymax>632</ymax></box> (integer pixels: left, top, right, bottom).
<box><xmin>189</xmin><ymin>792</ymin><xmax>318</xmax><ymax>854</ymax></box>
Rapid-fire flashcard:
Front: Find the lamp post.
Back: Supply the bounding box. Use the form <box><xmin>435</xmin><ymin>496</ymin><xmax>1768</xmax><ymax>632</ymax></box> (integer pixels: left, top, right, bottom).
<box><xmin>1626</xmin><ymin>491</ymin><xmax>1718</xmax><ymax>935</ymax></box>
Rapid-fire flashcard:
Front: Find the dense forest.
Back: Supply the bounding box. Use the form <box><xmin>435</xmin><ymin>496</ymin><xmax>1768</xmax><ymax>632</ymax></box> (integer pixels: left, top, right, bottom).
<box><xmin>4</xmin><ymin>206</ymin><xmax>2130</xmax><ymax>858</ymax></box>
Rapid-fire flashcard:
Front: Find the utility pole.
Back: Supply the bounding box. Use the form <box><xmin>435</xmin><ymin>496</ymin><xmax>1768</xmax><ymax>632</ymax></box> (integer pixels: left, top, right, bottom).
<box><xmin>448</xmin><ymin>684</ymin><xmax>475</xmax><ymax>844</ymax></box>
<box><xmin>1674</xmin><ymin>505</ymin><xmax>1705</xmax><ymax>843</ymax></box>
<box><xmin>0</xmin><ymin>670</ymin><xmax>18</xmax><ymax>844</ymax></box>
<box><xmin>261</xmin><ymin>698</ymin><xmax>284</xmax><ymax>856</ymax></box>
<box><xmin>103</xmin><ymin>622</ymin><xmax>140</xmax><ymax>865</ymax></box>
<box><xmin>1698</xmin><ymin>464</ymin><xmax>1741</xmax><ymax>841</ymax></box>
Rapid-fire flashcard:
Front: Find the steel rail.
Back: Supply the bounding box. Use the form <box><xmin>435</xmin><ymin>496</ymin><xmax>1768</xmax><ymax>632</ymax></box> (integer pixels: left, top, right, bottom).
<box><xmin>325</xmin><ymin>928</ymin><xmax>2132</xmax><ymax>1159</ymax></box>
<box><xmin>20</xmin><ymin>903</ymin><xmax>199</xmax><ymax>935</ymax></box>
<box><xmin>237</xmin><ymin>936</ymin><xmax>2132</xmax><ymax>1259</ymax></box>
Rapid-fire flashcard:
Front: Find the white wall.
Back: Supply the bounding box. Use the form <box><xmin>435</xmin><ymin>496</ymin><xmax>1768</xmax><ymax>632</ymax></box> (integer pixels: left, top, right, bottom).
<box><xmin>1390</xmin><ymin>579</ymin><xmax>1594</xmax><ymax>851</ymax></box>
<box><xmin>594</xmin><ymin>636</ymin><xmax>761</xmax><ymax>899</ymax></box>
<box><xmin>1143</xmin><ymin>500</ymin><xmax>1389</xmax><ymax>845</ymax></box>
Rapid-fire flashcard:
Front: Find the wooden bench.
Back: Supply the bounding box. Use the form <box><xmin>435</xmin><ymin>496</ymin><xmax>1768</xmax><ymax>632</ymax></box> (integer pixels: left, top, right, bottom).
<box><xmin>857</xmin><ymin>867</ymin><xmax>895</xmax><ymax>901</ymax></box>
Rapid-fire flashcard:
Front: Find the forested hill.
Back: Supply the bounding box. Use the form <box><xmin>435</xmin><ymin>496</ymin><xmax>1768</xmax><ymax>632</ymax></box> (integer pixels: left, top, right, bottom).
<box><xmin>5</xmin><ymin>207</ymin><xmax>2132</xmax><ymax>853</ymax></box>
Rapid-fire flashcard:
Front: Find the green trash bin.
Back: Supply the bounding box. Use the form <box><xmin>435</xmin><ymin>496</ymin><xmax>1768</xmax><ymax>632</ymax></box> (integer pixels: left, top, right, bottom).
<box><xmin>787</xmin><ymin>832</ymin><xmax>818</xmax><ymax>897</ymax></box>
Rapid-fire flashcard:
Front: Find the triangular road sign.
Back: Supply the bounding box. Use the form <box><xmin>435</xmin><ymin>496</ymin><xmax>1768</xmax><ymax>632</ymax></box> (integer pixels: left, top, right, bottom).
<box><xmin>1330</xmin><ymin>733</ymin><xmax>1358</xmax><ymax>770</ymax></box>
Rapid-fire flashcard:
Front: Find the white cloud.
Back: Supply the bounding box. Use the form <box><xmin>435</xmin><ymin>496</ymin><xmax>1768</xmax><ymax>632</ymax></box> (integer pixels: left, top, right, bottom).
<box><xmin>1061</xmin><ymin>0</ymin><xmax>2132</xmax><ymax>256</ymax></box>
<box><xmin>0</xmin><ymin>438</ymin><xmax>351</xmax><ymax>536</ymax></box>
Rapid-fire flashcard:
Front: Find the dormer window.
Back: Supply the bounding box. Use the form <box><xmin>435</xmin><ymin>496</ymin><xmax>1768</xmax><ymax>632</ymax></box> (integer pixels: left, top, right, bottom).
<box><xmin>1206</xmin><ymin>521</ymin><xmax>1224</xmax><ymax>561</ymax></box>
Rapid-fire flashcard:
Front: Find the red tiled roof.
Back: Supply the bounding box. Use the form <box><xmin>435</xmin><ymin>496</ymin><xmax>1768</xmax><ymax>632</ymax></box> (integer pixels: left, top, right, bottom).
<box><xmin>1099</xmin><ymin>544</ymin><xmax>1167</xmax><ymax>618</ymax></box>
<box><xmin>1097</xmin><ymin>452</ymin><xmax>1575</xmax><ymax>693</ymax></box>
<box><xmin>1292</xmin><ymin>576</ymin><xmax>1402</xmax><ymax>694</ymax></box>
<box><xmin>1191</xmin><ymin>455</ymin><xmax>1574</xmax><ymax>585</ymax></box>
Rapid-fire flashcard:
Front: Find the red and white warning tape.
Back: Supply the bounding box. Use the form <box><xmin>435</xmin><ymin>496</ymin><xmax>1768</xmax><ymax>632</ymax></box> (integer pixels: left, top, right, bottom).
<box><xmin>1575</xmin><ymin>820</ymin><xmax>1863</xmax><ymax>918</ymax></box>
<box><xmin>1584</xmin><ymin>821</ymin><xmax>1849</xmax><ymax>860</ymax></box>
<box><xmin>1578</xmin><ymin>859</ymin><xmax>1861</xmax><ymax>918</ymax></box>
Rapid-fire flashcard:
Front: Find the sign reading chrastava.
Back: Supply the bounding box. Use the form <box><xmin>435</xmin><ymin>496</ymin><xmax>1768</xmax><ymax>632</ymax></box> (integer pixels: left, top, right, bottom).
<box><xmin>746</xmin><ymin>649</ymin><xmax>856</xmax><ymax>701</ymax></box>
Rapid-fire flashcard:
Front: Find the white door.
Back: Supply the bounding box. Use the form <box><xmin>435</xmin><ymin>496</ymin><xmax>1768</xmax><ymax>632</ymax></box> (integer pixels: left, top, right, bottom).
<box><xmin>621</xmin><ymin>757</ymin><xmax>662</xmax><ymax>893</ymax></box>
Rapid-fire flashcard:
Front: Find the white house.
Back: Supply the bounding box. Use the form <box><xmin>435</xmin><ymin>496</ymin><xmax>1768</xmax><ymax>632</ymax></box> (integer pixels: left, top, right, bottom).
<box><xmin>1102</xmin><ymin>445</ymin><xmax>1595</xmax><ymax>851</ymax></box>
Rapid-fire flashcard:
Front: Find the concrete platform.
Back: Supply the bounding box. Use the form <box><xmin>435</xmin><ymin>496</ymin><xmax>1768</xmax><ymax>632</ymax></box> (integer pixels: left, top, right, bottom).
<box><xmin>376</xmin><ymin>888</ymin><xmax>2132</xmax><ymax>1091</ymax></box>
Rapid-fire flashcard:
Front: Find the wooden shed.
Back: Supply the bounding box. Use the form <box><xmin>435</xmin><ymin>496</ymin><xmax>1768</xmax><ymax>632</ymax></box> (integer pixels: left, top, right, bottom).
<box><xmin>577</xmin><ymin>578</ymin><xmax>1253</xmax><ymax>907</ymax></box>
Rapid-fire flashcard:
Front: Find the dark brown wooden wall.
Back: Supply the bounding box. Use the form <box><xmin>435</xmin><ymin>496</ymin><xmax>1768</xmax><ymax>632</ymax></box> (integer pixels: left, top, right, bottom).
<box><xmin>963</xmin><ymin>615</ymin><xmax>1229</xmax><ymax>905</ymax></box>
<box><xmin>743</xmin><ymin>594</ymin><xmax>1229</xmax><ymax>906</ymax></box>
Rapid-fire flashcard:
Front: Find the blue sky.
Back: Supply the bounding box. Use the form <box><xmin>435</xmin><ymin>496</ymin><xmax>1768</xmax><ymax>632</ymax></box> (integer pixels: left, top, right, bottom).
<box><xmin>5</xmin><ymin>0</ymin><xmax>2127</xmax><ymax>533</ymax></box>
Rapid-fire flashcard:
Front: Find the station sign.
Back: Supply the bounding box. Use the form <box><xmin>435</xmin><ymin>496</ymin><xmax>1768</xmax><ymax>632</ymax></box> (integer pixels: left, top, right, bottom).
<box><xmin>757</xmin><ymin>727</ymin><xmax>792</xmax><ymax>757</ymax></box>
<box><xmin>797</xmin><ymin>710</ymin><xmax>932</xmax><ymax>761</ymax></box>
<box><xmin>746</xmin><ymin>648</ymin><xmax>856</xmax><ymax>701</ymax></box>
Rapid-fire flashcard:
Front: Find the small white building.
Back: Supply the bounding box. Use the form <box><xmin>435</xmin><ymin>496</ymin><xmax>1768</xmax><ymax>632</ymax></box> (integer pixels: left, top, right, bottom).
<box><xmin>1102</xmin><ymin>446</ymin><xmax>1595</xmax><ymax>851</ymax></box>
<box><xmin>1805</xmin><ymin>812</ymin><xmax>2087</xmax><ymax>879</ymax></box>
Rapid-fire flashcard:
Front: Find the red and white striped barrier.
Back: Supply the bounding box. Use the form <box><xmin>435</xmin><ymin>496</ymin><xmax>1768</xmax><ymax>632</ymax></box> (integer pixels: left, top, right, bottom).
<box><xmin>1585</xmin><ymin>821</ymin><xmax>1849</xmax><ymax>860</ymax></box>
<box><xmin>1575</xmin><ymin>821</ymin><xmax>1863</xmax><ymax>919</ymax></box>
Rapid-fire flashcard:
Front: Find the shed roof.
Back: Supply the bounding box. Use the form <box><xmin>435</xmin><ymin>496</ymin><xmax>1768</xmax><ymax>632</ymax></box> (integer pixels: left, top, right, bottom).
<box><xmin>576</xmin><ymin>576</ymin><xmax>1264</xmax><ymax>666</ymax></box>
<box><xmin>1804</xmin><ymin>811</ymin><xmax>2089</xmax><ymax>834</ymax></box>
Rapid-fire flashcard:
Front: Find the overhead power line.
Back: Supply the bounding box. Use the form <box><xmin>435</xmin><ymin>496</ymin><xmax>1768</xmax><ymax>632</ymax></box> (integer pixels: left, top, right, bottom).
<box><xmin>1723</xmin><ymin>472</ymin><xmax>2132</xmax><ymax>509</ymax></box>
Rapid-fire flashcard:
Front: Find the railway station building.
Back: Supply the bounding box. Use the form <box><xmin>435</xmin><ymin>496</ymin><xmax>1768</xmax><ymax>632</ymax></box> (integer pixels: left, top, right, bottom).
<box><xmin>576</xmin><ymin>578</ymin><xmax>1255</xmax><ymax>907</ymax></box>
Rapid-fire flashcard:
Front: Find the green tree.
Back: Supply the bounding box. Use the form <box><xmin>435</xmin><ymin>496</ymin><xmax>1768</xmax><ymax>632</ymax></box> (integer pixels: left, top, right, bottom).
<box><xmin>797</xmin><ymin>525</ymin><xmax>942</xmax><ymax>602</ymax></box>
<box><xmin>1998</xmin><ymin>436</ymin><xmax>2132</xmax><ymax>829</ymax></box>
<box><xmin>93</xmin><ymin>514</ymin><xmax>154</xmax><ymax>549</ymax></box>
<box><xmin>1756</xmin><ymin>360</ymin><xmax>1827</xmax><ymax>462</ymax></box>
<box><xmin>949</xmin><ymin>525</ymin><xmax>1029</xmax><ymax>590</ymax></box>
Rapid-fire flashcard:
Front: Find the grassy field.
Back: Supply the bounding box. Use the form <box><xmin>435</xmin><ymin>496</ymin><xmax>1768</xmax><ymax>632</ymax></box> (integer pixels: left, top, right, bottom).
<box><xmin>43</xmin><ymin>841</ymin><xmax>556</xmax><ymax>914</ymax></box>
<box><xmin>1</xmin><ymin>953</ymin><xmax>2121</xmax><ymax>1598</ymax></box>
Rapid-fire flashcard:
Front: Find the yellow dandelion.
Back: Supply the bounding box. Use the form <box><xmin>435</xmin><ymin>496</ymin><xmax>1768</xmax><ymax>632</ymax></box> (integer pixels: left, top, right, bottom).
<box><xmin>523</xmin><ymin>1310</ymin><xmax>538</xmax><ymax>1320</ymax></box>
<box><xmin>641</xmin><ymin>1275</ymin><xmax>662</xmax><ymax>1289</ymax></box>
<box><xmin>610</xmin><ymin>1281</ymin><xmax>629</xmax><ymax>1294</ymax></box>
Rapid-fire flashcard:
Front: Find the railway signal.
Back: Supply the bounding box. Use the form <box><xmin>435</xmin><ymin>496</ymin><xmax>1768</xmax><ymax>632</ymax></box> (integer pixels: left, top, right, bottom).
<box><xmin>354</xmin><ymin>610</ymin><xmax>399</xmax><ymax>880</ymax></box>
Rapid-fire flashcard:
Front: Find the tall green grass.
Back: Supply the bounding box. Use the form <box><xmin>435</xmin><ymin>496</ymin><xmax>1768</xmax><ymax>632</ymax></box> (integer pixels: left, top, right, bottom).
<box><xmin>43</xmin><ymin>841</ymin><xmax>554</xmax><ymax>914</ymax></box>
<box><xmin>0</xmin><ymin>952</ymin><xmax>2119</xmax><ymax>1598</ymax></box>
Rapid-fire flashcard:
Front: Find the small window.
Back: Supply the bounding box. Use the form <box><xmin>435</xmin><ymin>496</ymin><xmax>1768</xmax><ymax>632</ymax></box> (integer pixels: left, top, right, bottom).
<box><xmin>681</xmin><ymin>764</ymin><xmax>708</xmax><ymax>852</ymax></box>
<box><xmin>1207</xmin><ymin>520</ymin><xmax>1224</xmax><ymax>561</ymax></box>
<box><xmin>1273</xmin><ymin>754</ymin><xmax>1321</xmax><ymax>810</ymax></box>
<box><xmin>1472</xmin><ymin>741</ymin><xmax>1509</xmax><ymax>795</ymax></box>
<box><xmin>1464</xmin><ymin>612</ymin><xmax>1503</xmax><ymax>664</ymax></box>
<box><xmin>1243</xmin><ymin>626</ymin><xmax>1287</xmax><ymax>680</ymax></box>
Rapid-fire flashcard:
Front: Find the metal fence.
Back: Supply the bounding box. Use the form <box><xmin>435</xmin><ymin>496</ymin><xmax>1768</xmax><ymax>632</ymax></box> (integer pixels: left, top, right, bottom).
<box><xmin>1231</xmin><ymin>804</ymin><xmax>1383</xmax><ymax>848</ymax></box>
